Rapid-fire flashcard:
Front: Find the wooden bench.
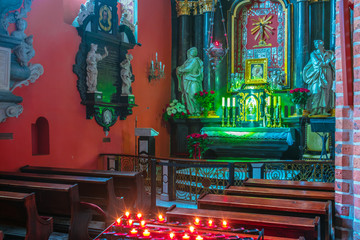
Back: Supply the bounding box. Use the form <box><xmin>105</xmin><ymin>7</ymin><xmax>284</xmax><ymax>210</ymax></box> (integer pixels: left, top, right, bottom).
<box><xmin>0</xmin><ymin>230</ymin><xmax>3</xmax><ymax>240</ymax></box>
<box><xmin>198</xmin><ymin>194</ymin><xmax>332</xmax><ymax>240</ymax></box>
<box><xmin>0</xmin><ymin>179</ymin><xmax>99</xmax><ymax>240</ymax></box>
<box><xmin>20</xmin><ymin>165</ymin><xmax>145</xmax><ymax>210</ymax></box>
<box><xmin>241</xmin><ymin>178</ymin><xmax>334</xmax><ymax>191</ymax></box>
<box><xmin>0</xmin><ymin>191</ymin><xmax>53</xmax><ymax>240</ymax></box>
<box><xmin>225</xmin><ymin>185</ymin><xmax>335</xmax><ymax>202</ymax></box>
<box><xmin>166</xmin><ymin>206</ymin><xmax>321</xmax><ymax>239</ymax></box>
<box><xmin>0</xmin><ymin>171</ymin><xmax>124</xmax><ymax>224</ymax></box>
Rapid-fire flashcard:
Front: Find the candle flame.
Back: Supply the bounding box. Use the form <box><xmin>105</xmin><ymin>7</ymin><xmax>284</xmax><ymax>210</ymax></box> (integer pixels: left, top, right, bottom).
<box><xmin>116</xmin><ymin>218</ymin><xmax>121</xmax><ymax>224</ymax></box>
<box><xmin>222</xmin><ymin>220</ymin><xmax>227</xmax><ymax>227</ymax></box>
<box><xmin>130</xmin><ymin>228</ymin><xmax>137</xmax><ymax>234</ymax></box>
<box><xmin>170</xmin><ymin>233</ymin><xmax>175</xmax><ymax>239</ymax></box>
<box><xmin>137</xmin><ymin>213</ymin><xmax>142</xmax><ymax>219</ymax></box>
<box><xmin>208</xmin><ymin>219</ymin><xmax>213</xmax><ymax>226</ymax></box>
<box><xmin>125</xmin><ymin>211</ymin><xmax>130</xmax><ymax>218</ymax></box>
<box><xmin>129</xmin><ymin>219</ymin><xmax>133</xmax><ymax>226</ymax></box>
<box><xmin>141</xmin><ymin>220</ymin><xmax>146</xmax><ymax>227</ymax></box>
<box><xmin>143</xmin><ymin>229</ymin><xmax>150</xmax><ymax>237</ymax></box>
<box><xmin>189</xmin><ymin>226</ymin><xmax>195</xmax><ymax>233</ymax></box>
<box><xmin>195</xmin><ymin>218</ymin><xmax>200</xmax><ymax>224</ymax></box>
<box><xmin>196</xmin><ymin>236</ymin><xmax>204</xmax><ymax>240</ymax></box>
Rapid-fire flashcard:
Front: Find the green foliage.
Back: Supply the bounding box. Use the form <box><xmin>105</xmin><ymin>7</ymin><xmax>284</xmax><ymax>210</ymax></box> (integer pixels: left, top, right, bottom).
<box><xmin>289</xmin><ymin>88</ymin><xmax>310</xmax><ymax>105</ymax></box>
<box><xmin>163</xmin><ymin>99</ymin><xmax>189</xmax><ymax>121</ymax></box>
<box><xmin>194</xmin><ymin>90</ymin><xmax>215</xmax><ymax>116</ymax></box>
<box><xmin>186</xmin><ymin>133</ymin><xmax>211</xmax><ymax>159</ymax></box>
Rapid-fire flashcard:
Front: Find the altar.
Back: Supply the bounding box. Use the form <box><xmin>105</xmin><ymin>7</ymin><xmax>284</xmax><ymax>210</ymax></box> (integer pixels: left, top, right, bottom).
<box><xmin>201</xmin><ymin>127</ymin><xmax>294</xmax><ymax>159</ymax></box>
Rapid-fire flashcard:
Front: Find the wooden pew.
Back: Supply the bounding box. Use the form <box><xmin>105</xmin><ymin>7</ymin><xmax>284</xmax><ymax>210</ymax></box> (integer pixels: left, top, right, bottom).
<box><xmin>0</xmin><ymin>179</ymin><xmax>97</xmax><ymax>240</ymax></box>
<box><xmin>224</xmin><ymin>185</ymin><xmax>335</xmax><ymax>202</ymax></box>
<box><xmin>241</xmin><ymin>178</ymin><xmax>334</xmax><ymax>191</ymax></box>
<box><xmin>166</xmin><ymin>206</ymin><xmax>321</xmax><ymax>239</ymax></box>
<box><xmin>0</xmin><ymin>171</ymin><xmax>124</xmax><ymax>224</ymax></box>
<box><xmin>0</xmin><ymin>230</ymin><xmax>3</xmax><ymax>240</ymax></box>
<box><xmin>198</xmin><ymin>194</ymin><xmax>332</xmax><ymax>240</ymax></box>
<box><xmin>0</xmin><ymin>191</ymin><xmax>53</xmax><ymax>240</ymax></box>
<box><xmin>20</xmin><ymin>165</ymin><xmax>145</xmax><ymax>210</ymax></box>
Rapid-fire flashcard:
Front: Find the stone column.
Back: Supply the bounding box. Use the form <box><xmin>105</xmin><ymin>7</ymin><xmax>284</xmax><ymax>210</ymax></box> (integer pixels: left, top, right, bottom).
<box><xmin>294</xmin><ymin>0</ymin><xmax>309</xmax><ymax>88</ymax></box>
<box><xmin>309</xmin><ymin>0</ymin><xmax>331</xmax><ymax>50</ymax></box>
<box><xmin>193</xmin><ymin>3</ymin><xmax>203</xmax><ymax>60</ymax></box>
<box><xmin>176</xmin><ymin>1</ymin><xmax>191</xmax><ymax>65</ymax></box>
<box><xmin>200</xmin><ymin>0</ymin><xmax>215</xmax><ymax>91</ymax></box>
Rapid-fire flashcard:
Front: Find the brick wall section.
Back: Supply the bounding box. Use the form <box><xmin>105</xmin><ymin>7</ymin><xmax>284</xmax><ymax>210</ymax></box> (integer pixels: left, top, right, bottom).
<box><xmin>335</xmin><ymin>0</ymin><xmax>355</xmax><ymax>238</ymax></box>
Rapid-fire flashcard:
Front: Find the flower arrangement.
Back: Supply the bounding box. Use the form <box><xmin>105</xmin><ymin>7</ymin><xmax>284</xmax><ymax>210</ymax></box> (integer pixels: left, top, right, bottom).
<box><xmin>163</xmin><ymin>99</ymin><xmax>189</xmax><ymax>121</ymax></box>
<box><xmin>194</xmin><ymin>89</ymin><xmax>215</xmax><ymax>116</ymax></box>
<box><xmin>186</xmin><ymin>133</ymin><xmax>211</xmax><ymax>159</ymax></box>
<box><xmin>289</xmin><ymin>88</ymin><xmax>310</xmax><ymax>105</ymax></box>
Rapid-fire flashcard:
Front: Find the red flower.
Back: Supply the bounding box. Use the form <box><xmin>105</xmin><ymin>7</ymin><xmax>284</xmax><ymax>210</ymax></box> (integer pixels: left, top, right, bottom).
<box><xmin>300</xmin><ymin>88</ymin><xmax>305</xmax><ymax>92</ymax></box>
<box><xmin>187</xmin><ymin>110</ymin><xmax>190</xmax><ymax>114</ymax></box>
<box><xmin>184</xmin><ymin>102</ymin><xmax>187</xmax><ymax>105</ymax></box>
<box><xmin>195</xmin><ymin>93</ymin><xmax>198</xmax><ymax>96</ymax></box>
<box><xmin>171</xmin><ymin>113</ymin><xmax>174</xmax><ymax>117</ymax></box>
<box><xmin>210</xmin><ymin>90</ymin><xmax>215</xmax><ymax>94</ymax></box>
<box><xmin>205</xmin><ymin>91</ymin><xmax>208</xmax><ymax>95</ymax></box>
<box><xmin>289</xmin><ymin>89</ymin><xmax>294</xmax><ymax>94</ymax></box>
<box><xmin>162</xmin><ymin>108</ymin><xmax>165</xmax><ymax>113</ymax></box>
<box><xmin>294</xmin><ymin>88</ymin><xmax>299</xmax><ymax>92</ymax></box>
<box><xmin>166</xmin><ymin>104</ymin><xmax>169</xmax><ymax>107</ymax></box>
<box><xmin>181</xmin><ymin>112</ymin><xmax>185</xmax><ymax>115</ymax></box>
<box><xmin>200</xmin><ymin>92</ymin><xmax>204</xmax><ymax>96</ymax></box>
<box><xmin>305</xmin><ymin>89</ymin><xmax>310</xmax><ymax>93</ymax></box>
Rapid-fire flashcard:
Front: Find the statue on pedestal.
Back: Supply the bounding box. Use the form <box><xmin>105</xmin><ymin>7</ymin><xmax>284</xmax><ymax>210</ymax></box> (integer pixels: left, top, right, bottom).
<box><xmin>86</xmin><ymin>43</ymin><xmax>108</xmax><ymax>93</ymax></box>
<box><xmin>176</xmin><ymin>47</ymin><xmax>204</xmax><ymax>115</ymax></box>
<box><xmin>120</xmin><ymin>53</ymin><xmax>134</xmax><ymax>95</ymax></box>
<box><xmin>303</xmin><ymin>40</ymin><xmax>335</xmax><ymax>116</ymax></box>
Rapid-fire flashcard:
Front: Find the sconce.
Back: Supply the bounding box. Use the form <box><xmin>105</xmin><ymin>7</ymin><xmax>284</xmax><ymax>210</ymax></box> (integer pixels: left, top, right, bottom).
<box><xmin>149</xmin><ymin>52</ymin><xmax>165</xmax><ymax>81</ymax></box>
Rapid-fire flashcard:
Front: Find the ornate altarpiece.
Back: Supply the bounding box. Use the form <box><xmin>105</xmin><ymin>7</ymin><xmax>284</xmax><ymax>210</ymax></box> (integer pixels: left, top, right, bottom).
<box><xmin>228</xmin><ymin>0</ymin><xmax>292</xmax><ymax>92</ymax></box>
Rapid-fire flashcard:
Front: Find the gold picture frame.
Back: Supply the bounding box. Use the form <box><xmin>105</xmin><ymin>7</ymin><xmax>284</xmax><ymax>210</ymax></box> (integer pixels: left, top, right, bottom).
<box><xmin>245</xmin><ymin>58</ymin><xmax>268</xmax><ymax>84</ymax></box>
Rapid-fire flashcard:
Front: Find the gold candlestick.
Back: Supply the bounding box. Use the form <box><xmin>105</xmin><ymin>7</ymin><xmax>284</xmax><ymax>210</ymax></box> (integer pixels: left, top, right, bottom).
<box><xmin>226</xmin><ymin>106</ymin><xmax>231</xmax><ymax>127</ymax></box>
<box><xmin>221</xmin><ymin>106</ymin><xmax>225</xmax><ymax>127</ymax></box>
<box><xmin>232</xmin><ymin>106</ymin><xmax>236</xmax><ymax>127</ymax></box>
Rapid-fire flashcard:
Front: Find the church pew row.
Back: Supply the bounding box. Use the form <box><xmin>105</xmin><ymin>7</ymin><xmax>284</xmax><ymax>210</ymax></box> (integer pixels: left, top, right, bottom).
<box><xmin>241</xmin><ymin>178</ymin><xmax>335</xmax><ymax>192</ymax></box>
<box><xmin>166</xmin><ymin>206</ymin><xmax>321</xmax><ymax>239</ymax></box>
<box><xmin>20</xmin><ymin>165</ymin><xmax>146</xmax><ymax>210</ymax></box>
<box><xmin>198</xmin><ymin>194</ymin><xmax>332</xmax><ymax>240</ymax></box>
<box><xmin>0</xmin><ymin>191</ymin><xmax>53</xmax><ymax>240</ymax></box>
<box><xmin>224</xmin><ymin>185</ymin><xmax>335</xmax><ymax>202</ymax></box>
<box><xmin>0</xmin><ymin>171</ymin><xmax>124</xmax><ymax>225</ymax></box>
<box><xmin>0</xmin><ymin>179</ymin><xmax>99</xmax><ymax>240</ymax></box>
<box><xmin>0</xmin><ymin>230</ymin><xmax>3</xmax><ymax>240</ymax></box>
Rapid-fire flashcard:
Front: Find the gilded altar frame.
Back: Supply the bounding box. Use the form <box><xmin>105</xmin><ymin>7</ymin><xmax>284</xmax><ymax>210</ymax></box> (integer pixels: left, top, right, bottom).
<box><xmin>228</xmin><ymin>0</ymin><xmax>292</xmax><ymax>92</ymax></box>
<box><xmin>245</xmin><ymin>58</ymin><xmax>268</xmax><ymax>84</ymax></box>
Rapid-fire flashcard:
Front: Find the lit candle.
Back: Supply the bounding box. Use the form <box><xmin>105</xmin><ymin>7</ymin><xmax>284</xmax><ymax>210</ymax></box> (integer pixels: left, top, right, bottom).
<box><xmin>278</xmin><ymin>96</ymin><xmax>281</xmax><ymax>106</ymax></box>
<box><xmin>116</xmin><ymin>218</ymin><xmax>121</xmax><ymax>225</ymax></box>
<box><xmin>170</xmin><ymin>233</ymin><xmax>175</xmax><ymax>239</ymax></box>
<box><xmin>183</xmin><ymin>234</ymin><xmax>190</xmax><ymax>240</ymax></box>
<box><xmin>189</xmin><ymin>226</ymin><xmax>195</xmax><ymax>233</ymax></box>
<box><xmin>130</xmin><ymin>228</ymin><xmax>138</xmax><ymax>235</ymax></box>
<box><xmin>160</xmin><ymin>62</ymin><xmax>162</xmax><ymax>69</ymax></box>
<box><xmin>194</xmin><ymin>218</ymin><xmax>200</xmax><ymax>225</ymax></box>
<box><xmin>222</xmin><ymin>97</ymin><xmax>225</xmax><ymax>107</ymax></box>
<box><xmin>151</xmin><ymin>60</ymin><xmax>154</xmax><ymax>69</ymax></box>
<box><xmin>273</xmin><ymin>96</ymin><xmax>277</xmax><ymax>107</ymax></box>
<box><xmin>208</xmin><ymin>219</ymin><xmax>213</xmax><ymax>227</ymax></box>
<box><xmin>156</xmin><ymin>52</ymin><xmax>158</xmax><ymax>62</ymax></box>
<box><xmin>196</xmin><ymin>236</ymin><xmax>204</xmax><ymax>240</ymax></box>
<box><xmin>140</xmin><ymin>220</ymin><xmax>146</xmax><ymax>228</ymax></box>
<box><xmin>222</xmin><ymin>220</ymin><xmax>227</xmax><ymax>228</ymax></box>
<box><xmin>163</xmin><ymin>64</ymin><xmax>165</xmax><ymax>71</ymax></box>
<box><xmin>128</xmin><ymin>219</ymin><xmax>133</xmax><ymax>226</ymax></box>
<box><xmin>232</xmin><ymin>97</ymin><xmax>235</xmax><ymax>107</ymax></box>
<box><xmin>137</xmin><ymin>213</ymin><xmax>142</xmax><ymax>219</ymax></box>
<box><xmin>158</xmin><ymin>214</ymin><xmax>165</xmax><ymax>222</ymax></box>
<box><xmin>143</xmin><ymin>229</ymin><xmax>150</xmax><ymax>237</ymax></box>
<box><xmin>227</xmin><ymin>98</ymin><xmax>230</xmax><ymax>107</ymax></box>
<box><xmin>125</xmin><ymin>211</ymin><xmax>130</xmax><ymax>218</ymax></box>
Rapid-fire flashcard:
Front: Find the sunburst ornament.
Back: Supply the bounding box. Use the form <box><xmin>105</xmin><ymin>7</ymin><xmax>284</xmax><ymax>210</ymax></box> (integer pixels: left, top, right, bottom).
<box><xmin>251</xmin><ymin>15</ymin><xmax>274</xmax><ymax>48</ymax></box>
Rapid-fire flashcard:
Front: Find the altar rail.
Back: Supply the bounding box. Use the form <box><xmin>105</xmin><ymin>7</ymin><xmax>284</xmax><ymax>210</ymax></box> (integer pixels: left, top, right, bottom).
<box><xmin>100</xmin><ymin>154</ymin><xmax>335</xmax><ymax>207</ymax></box>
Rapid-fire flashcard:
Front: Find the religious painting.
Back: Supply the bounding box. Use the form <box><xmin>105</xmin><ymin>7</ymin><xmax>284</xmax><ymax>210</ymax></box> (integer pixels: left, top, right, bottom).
<box><xmin>228</xmin><ymin>0</ymin><xmax>290</xmax><ymax>91</ymax></box>
<box><xmin>245</xmin><ymin>58</ymin><xmax>267</xmax><ymax>84</ymax></box>
<box><xmin>99</xmin><ymin>5</ymin><xmax>112</xmax><ymax>33</ymax></box>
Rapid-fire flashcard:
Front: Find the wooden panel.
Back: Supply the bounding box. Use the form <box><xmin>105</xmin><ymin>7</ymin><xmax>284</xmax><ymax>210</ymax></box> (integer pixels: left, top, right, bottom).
<box><xmin>243</xmin><ymin>178</ymin><xmax>334</xmax><ymax>191</ymax></box>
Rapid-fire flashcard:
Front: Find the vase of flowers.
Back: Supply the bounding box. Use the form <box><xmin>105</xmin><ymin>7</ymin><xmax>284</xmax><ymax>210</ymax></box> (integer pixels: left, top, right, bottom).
<box><xmin>194</xmin><ymin>90</ymin><xmax>215</xmax><ymax>117</ymax></box>
<box><xmin>163</xmin><ymin>99</ymin><xmax>189</xmax><ymax>121</ymax></box>
<box><xmin>186</xmin><ymin>133</ymin><xmax>210</xmax><ymax>159</ymax></box>
<box><xmin>289</xmin><ymin>88</ymin><xmax>310</xmax><ymax>116</ymax></box>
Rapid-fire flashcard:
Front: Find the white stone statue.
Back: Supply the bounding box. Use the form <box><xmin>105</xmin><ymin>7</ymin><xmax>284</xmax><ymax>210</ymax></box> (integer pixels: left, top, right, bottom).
<box><xmin>303</xmin><ymin>40</ymin><xmax>335</xmax><ymax>116</ymax></box>
<box><xmin>177</xmin><ymin>47</ymin><xmax>204</xmax><ymax>115</ymax></box>
<box><xmin>13</xmin><ymin>35</ymin><xmax>35</xmax><ymax>67</ymax></box>
<box><xmin>120</xmin><ymin>9</ymin><xmax>135</xmax><ymax>33</ymax></box>
<box><xmin>86</xmin><ymin>43</ymin><xmax>108</xmax><ymax>93</ymax></box>
<box><xmin>74</xmin><ymin>0</ymin><xmax>95</xmax><ymax>27</ymax></box>
<box><xmin>11</xmin><ymin>18</ymin><xmax>27</xmax><ymax>40</ymax></box>
<box><xmin>120</xmin><ymin>53</ymin><xmax>134</xmax><ymax>95</ymax></box>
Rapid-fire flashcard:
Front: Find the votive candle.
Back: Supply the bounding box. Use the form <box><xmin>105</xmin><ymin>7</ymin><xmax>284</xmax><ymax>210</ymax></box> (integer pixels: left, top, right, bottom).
<box><xmin>158</xmin><ymin>214</ymin><xmax>165</xmax><ymax>222</ymax></box>
<box><xmin>194</xmin><ymin>218</ymin><xmax>200</xmax><ymax>225</ymax></box>
<box><xmin>222</xmin><ymin>220</ymin><xmax>227</xmax><ymax>228</ymax></box>
<box><xmin>130</xmin><ymin>228</ymin><xmax>137</xmax><ymax>235</ymax></box>
<box><xmin>143</xmin><ymin>229</ymin><xmax>150</xmax><ymax>237</ymax></box>
<box><xmin>128</xmin><ymin>219</ymin><xmax>133</xmax><ymax>226</ymax></box>
<box><xmin>196</xmin><ymin>236</ymin><xmax>204</xmax><ymax>240</ymax></box>
<box><xmin>140</xmin><ymin>220</ymin><xmax>146</xmax><ymax>228</ymax></box>
<box><xmin>227</xmin><ymin>98</ymin><xmax>230</xmax><ymax>107</ymax></box>
<box><xmin>208</xmin><ymin>219</ymin><xmax>213</xmax><ymax>227</ymax></box>
<box><xmin>183</xmin><ymin>234</ymin><xmax>190</xmax><ymax>240</ymax></box>
<box><xmin>169</xmin><ymin>233</ymin><xmax>175</xmax><ymax>239</ymax></box>
<box><xmin>232</xmin><ymin>97</ymin><xmax>235</xmax><ymax>107</ymax></box>
<box><xmin>137</xmin><ymin>213</ymin><xmax>142</xmax><ymax>220</ymax></box>
<box><xmin>189</xmin><ymin>226</ymin><xmax>195</xmax><ymax>233</ymax></box>
<box><xmin>222</xmin><ymin>97</ymin><xmax>225</xmax><ymax>107</ymax></box>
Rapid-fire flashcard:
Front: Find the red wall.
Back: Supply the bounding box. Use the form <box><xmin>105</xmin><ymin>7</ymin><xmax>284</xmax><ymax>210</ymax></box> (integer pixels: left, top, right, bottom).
<box><xmin>0</xmin><ymin>0</ymin><xmax>172</xmax><ymax>171</ymax></box>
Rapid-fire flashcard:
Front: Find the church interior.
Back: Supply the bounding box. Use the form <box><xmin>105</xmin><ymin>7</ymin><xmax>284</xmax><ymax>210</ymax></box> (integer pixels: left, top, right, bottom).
<box><xmin>0</xmin><ymin>0</ymin><xmax>357</xmax><ymax>239</ymax></box>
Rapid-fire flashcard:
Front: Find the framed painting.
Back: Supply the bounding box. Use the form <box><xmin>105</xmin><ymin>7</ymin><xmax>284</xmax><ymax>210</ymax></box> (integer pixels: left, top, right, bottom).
<box><xmin>245</xmin><ymin>58</ymin><xmax>268</xmax><ymax>84</ymax></box>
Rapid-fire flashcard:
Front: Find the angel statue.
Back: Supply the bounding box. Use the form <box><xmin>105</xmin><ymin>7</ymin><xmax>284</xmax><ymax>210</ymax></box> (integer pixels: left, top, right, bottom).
<box><xmin>86</xmin><ymin>43</ymin><xmax>108</xmax><ymax>93</ymax></box>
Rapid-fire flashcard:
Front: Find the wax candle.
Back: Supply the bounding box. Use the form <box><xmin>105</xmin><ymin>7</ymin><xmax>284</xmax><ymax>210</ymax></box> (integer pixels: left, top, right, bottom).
<box><xmin>194</xmin><ymin>218</ymin><xmax>200</xmax><ymax>225</ymax></box>
<box><xmin>125</xmin><ymin>211</ymin><xmax>130</xmax><ymax>218</ymax></box>
<box><xmin>232</xmin><ymin>97</ymin><xmax>235</xmax><ymax>107</ymax></box>
<box><xmin>273</xmin><ymin>96</ymin><xmax>277</xmax><ymax>106</ymax></box>
<box><xmin>140</xmin><ymin>220</ymin><xmax>146</xmax><ymax>228</ymax></box>
<box><xmin>227</xmin><ymin>98</ymin><xmax>230</xmax><ymax>107</ymax></box>
<box><xmin>189</xmin><ymin>226</ymin><xmax>195</xmax><ymax>233</ymax></box>
<box><xmin>169</xmin><ymin>233</ymin><xmax>175</xmax><ymax>239</ymax></box>
<box><xmin>151</xmin><ymin>60</ymin><xmax>154</xmax><ymax>69</ymax></box>
<box><xmin>160</xmin><ymin>62</ymin><xmax>162</xmax><ymax>69</ymax></box>
<box><xmin>183</xmin><ymin>234</ymin><xmax>190</xmax><ymax>240</ymax></box>
<box><xmin>130</xmin><ymin>228</ymin><xmax>137</xmax><ymax>235</ymax></box>
<box><xmin>137</xmin><ymin>213</ymin><xmax>142</xmax><ymax>219</ymax></box>
<box><xmin>278</xmin><ymin>96</ymin><xmax>281</xmax><ymax>106</ymax></box>
<box><xmin>128</xmin><ymin>219</ymin><xmax>133</xmax><ymax>226</ymax></box>
<box><xmin>116</xmin><ymin>218</ymin><xmax>121</xmax><ymax>225</ymax></box>
<box><xmin>143</xmin><ymin>229</ymin><xmax>150</xmax><ymax>237</ymax></box>
<box><xmin>156</xmin><ymin>52</ymin><xmax>158</xmax><ymax>62</ymax></box>
<box><xmin>208</xmin><ymin>219</ymin><xmax>213</xmax><ymax>227</ymax></box>
<box><xmin>163</xmin><ymin>64</ymin><xmax>165</xmax><ymax>71</ymax></box>
<box><xmin>222</xmin><ymin>97</ymin><xmax>225</xmax><ymax>107</ymax></box>
<box><xmin>222</xmin><ymin>220</ymin><xmax>227</xmax><ymax>228</ymax></box>
<box><xmin>196</xmin><ymin>236</ymin><xmax>203</xmax><ymax>240</ymax></box>
<box><xmin>158</xmin><ymin>214</ymin><xmax>165</xmax><ymax>222</ymax></box>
